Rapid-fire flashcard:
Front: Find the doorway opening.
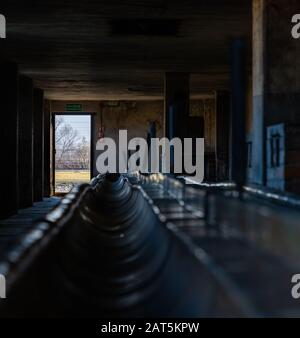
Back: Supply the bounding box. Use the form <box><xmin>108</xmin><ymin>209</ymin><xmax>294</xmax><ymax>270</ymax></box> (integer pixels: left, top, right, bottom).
<box><xmin>53</xmin><ymin>114</ymin><xmax>93</xmax><ymax>194</ymax></box>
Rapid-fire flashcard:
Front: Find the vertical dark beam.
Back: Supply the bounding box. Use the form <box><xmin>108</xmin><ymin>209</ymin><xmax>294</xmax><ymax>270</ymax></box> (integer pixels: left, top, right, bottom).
<box><xmin>44</xmin><ymin>100</ymin><xmax>51</xmax><ymax>197</ymax></box>
<box><xmin>252</xmin><ymin>0</ymin><xmax>266</xmax><ymax>186</ymax></box>
<box><xmin>164</xmin><ymin>73</ymin><xmax>190</xmax><ymax>172</ymax></box>
<box><xmin>216</xmin><ymin>91</ymin><xmax>231</xmax><ymax>181</ymax></box>
<box><xmin>91</xmin><ymin>114</ymin><xmax>96</xmax><ymax>178</ymax></box>
<box><xmin>230</xmin><ymin>39</ymin><xmax>247</xmax><ymax>189</ymax></box>
<box><xmin>0</xmin><ymin>62</ymin><xmax>19</xmax><ymax>218</ymax></box>
<box><xmin>164</xmin><ymin>72</ymin><xmax>190</xmax><ymax>139</ymax></box>
<box><xmin>33</xmin><ymin>88</ymin><xmax>44</xmax><ymax>201</ymax></box>
<box><xmin>50</xmin><ymin>113</ymin><xmax>55</xmax><ymax>195</ymax></box>
<box><xmin>18</xmin><ymin>76</ymin><xmax>33</xmax><ymax>208</ymax></box>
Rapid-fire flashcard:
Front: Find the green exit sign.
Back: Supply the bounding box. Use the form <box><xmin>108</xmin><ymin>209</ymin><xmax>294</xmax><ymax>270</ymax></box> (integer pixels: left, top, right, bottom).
<box><xmin>66</xmin><ymin>103</ymin><xmax>83</xmax><ymax>112</ymax></box>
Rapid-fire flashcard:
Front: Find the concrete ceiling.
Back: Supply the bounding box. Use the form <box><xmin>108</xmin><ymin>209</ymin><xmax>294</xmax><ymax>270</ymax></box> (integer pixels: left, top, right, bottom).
<box><xmin>1</xmin><ymin>1</ymin><xmax>252</xmax><ymax>100</ymax></box>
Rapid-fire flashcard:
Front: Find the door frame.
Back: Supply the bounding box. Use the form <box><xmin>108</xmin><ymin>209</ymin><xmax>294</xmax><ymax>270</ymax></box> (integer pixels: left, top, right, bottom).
<box><xmin>51</xmin><ymin>112</ymin><xmax>96</xmax><ymax>195</ymax></box>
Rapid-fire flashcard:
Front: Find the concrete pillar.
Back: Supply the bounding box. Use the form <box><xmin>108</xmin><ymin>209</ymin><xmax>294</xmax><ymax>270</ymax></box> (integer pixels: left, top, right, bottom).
<box><xmin>252</xmin><ymin>0</ymin><xmax>300</xmax><ymax>193</ymax></box>
<box><xmin>18</xmin><ymin>76</ymin><xmax>34</xmax><ymax>208</ymax></box>
<box><xmin>251</xmin><ymin>0</ymin><xmax>266</xmax><ymax>185</ymax></box>
<box><xmin>0</xmin><ymin>62</ymin><xmax>19</xmax><ymax>218</ymax></box>
<box><xmin>44</xmin><ymin>100</ymin><xmax>51</xmax><ymax>197</ymax></box>
<box><xmin>230</xmin><ymin>39</ymin><xmax>247</xmax><ymax>189</ymax></box>
<box><xmin>216</xmin><ymin>91</ymin><xmax>230</xmax><ymax>181</ymax></box>
<box><xmin>33</xmin><ymin>88</ymin><xmax>44</xmax><ymax>201</ymax></box>
<box><xmin>164</xmin><ymin>73</ymin><xmax>190</xmax><ymax>140</ymax></box>
<box><xmin>50</xmin><ymin>113</ymin><xmax>55</xmax><ymax>195</ymax></box>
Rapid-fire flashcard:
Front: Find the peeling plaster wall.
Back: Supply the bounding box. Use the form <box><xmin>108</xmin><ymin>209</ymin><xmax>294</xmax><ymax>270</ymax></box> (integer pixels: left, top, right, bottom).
<box><xmin>99</xmin><ymin>101</ymin><xmax>164</xmax><ymax>141</ymax></box>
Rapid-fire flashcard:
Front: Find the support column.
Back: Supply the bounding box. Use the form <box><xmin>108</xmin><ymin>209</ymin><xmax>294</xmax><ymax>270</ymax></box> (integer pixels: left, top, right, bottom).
<box><xmin>44</xmin><ymin>100</ymin><xmax>51</xmax><ymax>197</ymax></box>
<box><xmin>164</xmin><ymin>73</ymin><xmax>190</xmax><ymax>140</ymax></box>
<box><xmin>0</xmin><ymin>62</ymin><xmax>19</xmax><ymax>218</ymax></box>
<box><xmin>251</xmin><ymin>0</ymin><xmax>266</xmax><ymax>185</ymax></box>
<box><xmin>33</xmin><ymin>88</ymin><xmax>44</xmax><ymax>201</ymax></box>
<box><xmin>252</xmin><ymin>0</ymin><xmax>300</xmax><ymax>193</ymax></box>
<box><xmin>18</xmin><ymin>76</ymin><xmax>33</xmax><ymax>208</ymax></box>
<box><xmin>216</xmin><ymin>91</ymin><xmax>230</xmax><ymax>181</ymax></box>
<box><xmin>230</xmin><ymin>39</ymin><xmax>247</xmax><ymax>189</ymax></box>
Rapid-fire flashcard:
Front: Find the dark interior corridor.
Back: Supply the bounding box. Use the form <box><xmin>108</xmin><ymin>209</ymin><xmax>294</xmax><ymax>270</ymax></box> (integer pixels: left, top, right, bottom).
<box><xmin>0</xmin><ymin>0</ymin><xmax>300</xmax><ymax>319</ymax></box>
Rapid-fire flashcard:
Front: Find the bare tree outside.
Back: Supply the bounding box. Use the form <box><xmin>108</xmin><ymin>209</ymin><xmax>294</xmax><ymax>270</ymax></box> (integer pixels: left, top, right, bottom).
<box><xmin>55</xmin><ymin>115</ymin><xmax>91</xmax><ymax>193</ymax></box>
<box><xmin>56</xmin><ymin>118</ymin><xmax>80</xmax><ymax>165</ymax></box>
<box><xmin>75</xmin><ymin>137</ymin><xmax>90</xmax><ymax>169</ymax></box>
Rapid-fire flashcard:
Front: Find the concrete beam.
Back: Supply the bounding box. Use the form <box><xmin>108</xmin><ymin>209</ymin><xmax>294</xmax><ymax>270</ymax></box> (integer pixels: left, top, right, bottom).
<box><xmin>230</xmin><ymin>39</ymin><xmax>247</xmax><ymax>189</ymax></box>
<box><xmin>251</xmin><ymin>0</ymin><xmax>266</xmax><ymax>185</ymax></box>
<box><xmin>216</xmin><ymin>91</ymin><xmax>230</xmax><ymax>181</ymax></box>
<box><xmin>164</xmin><ymin>72</ymin><xmax>190</xmax><ymax>140</ymax></box>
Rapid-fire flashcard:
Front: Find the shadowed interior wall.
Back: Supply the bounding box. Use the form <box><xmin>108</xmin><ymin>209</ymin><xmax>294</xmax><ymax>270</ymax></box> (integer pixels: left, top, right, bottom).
<box><xmin>18</xmin><ymin>76</ymin><xmax>33</xmax><ymax>208</ymax></box>
<box><xmin>0</xmin><ymin>63</ymin><xmax>19</xmax><ymax>218</ymax></box>
<box><xmin>252</xmin><ymin>0</ymin><xmax>300</xmax><ymax>193</ymax></box>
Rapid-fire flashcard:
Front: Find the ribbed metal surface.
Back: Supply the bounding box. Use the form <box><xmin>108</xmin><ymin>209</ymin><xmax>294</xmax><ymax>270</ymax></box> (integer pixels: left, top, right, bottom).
<box><xmin>2</xmin><ymin>173</ymin><xmax>300</xmax><ymax>317</ymax></box>
<box><xmin>0</xmin><ymin>174</ymin><xmax>251</xmax><ymax>317</ymax></box>
<box><xmin>51</xmin><ymin>174</ymin><xmax>248</xmax><ymax>317</ymax></box>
